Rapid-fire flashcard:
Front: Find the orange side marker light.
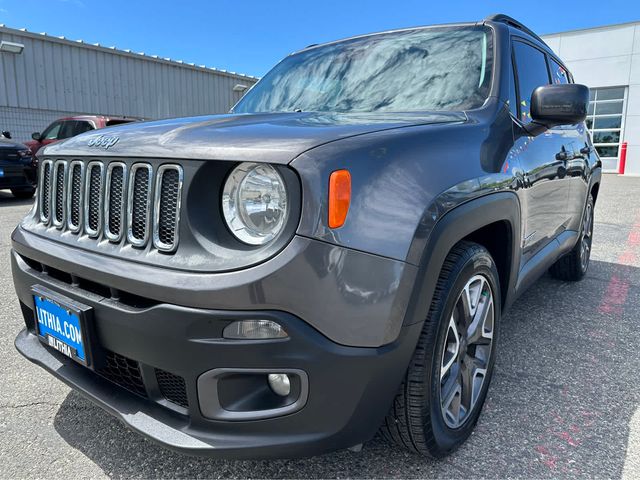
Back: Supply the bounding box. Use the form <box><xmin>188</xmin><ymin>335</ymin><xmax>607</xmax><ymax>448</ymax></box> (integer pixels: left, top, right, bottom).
<box><xmin>328</xmin><ymin>169</ymin><xmax>351</xmax><ymax>229</ymax></box>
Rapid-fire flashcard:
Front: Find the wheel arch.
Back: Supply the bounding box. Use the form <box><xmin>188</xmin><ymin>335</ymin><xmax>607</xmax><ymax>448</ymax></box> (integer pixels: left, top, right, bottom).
<box><xmin>402</xmin><ymin>192</ymin><xmax>521</xmax><ymax>327</ymax></box>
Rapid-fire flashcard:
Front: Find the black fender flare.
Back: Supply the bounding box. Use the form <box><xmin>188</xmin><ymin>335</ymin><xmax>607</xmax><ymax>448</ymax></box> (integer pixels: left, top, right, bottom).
<box><xmin>587</xmin><ymin>167</ymin><xmax>602</xmax><ymax>206</ymax></box>
<box><xmin>402</xmin><ymin>192</ymin><xmax>522</xmax><ymax>326</ymax></box>
<box><xmin>574</xmin><ymin>166</ymin><xmax>601</xmax><ymax>239</ymax></box>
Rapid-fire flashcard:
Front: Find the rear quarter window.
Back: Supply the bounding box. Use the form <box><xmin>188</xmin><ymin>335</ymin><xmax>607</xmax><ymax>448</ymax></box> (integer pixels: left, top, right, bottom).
<box><xmin>73</xmin><ymin>121</ymin><xmax>94</xmax><ymax>135</ymax></box>
<box><xmin>106</xmin><ymin>119</ymin><xmax>135</xmax><ymax>126</ymax></box>
<box><xmin>58</xmin><ymin>121</ymin><xmax>77</xmax><ymax>140</ymax></box>
<box><xmin>549</xmin><ymin>58</ymin><xmax>570</xmax><ymax>85</ymax></box>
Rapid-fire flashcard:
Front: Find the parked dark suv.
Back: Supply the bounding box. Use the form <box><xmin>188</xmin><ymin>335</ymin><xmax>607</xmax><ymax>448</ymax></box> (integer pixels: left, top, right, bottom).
<box><xmin>11</xmin><ymin>14</ymin><xmax>599</xmax><ymax>459</ymax></box>
<box><xmin>0</xmin><ymin>135</ymin><xmax>36</xmax><ymax>198</ymax></box>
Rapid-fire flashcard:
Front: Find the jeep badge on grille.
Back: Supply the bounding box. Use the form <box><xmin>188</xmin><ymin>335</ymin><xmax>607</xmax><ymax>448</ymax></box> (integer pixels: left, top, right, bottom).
<box><xmin>87</xmin><ymin>135</ymin><xmax>119</xmax><ymax>149</ymax></box>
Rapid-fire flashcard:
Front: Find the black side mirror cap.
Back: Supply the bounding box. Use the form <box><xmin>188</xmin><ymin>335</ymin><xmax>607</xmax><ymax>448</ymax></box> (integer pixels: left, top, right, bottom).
<box><xmin>526</xmin><ymin>84</ymin><xmax>589</xmax><ymax>135</ymax></box>
<box><xmin>31</xmin><ymin>132</ymin><xmax>41</xmax><ymax>141</ymax></box>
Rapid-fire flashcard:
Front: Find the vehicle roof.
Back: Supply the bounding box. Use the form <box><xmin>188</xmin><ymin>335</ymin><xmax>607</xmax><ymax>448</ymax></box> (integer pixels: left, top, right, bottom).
<box><xmin>295</xmin><ymin>14</ymin><xmax>555</xmax><ymax>59</ymax></box>
<box><xmin>295</xmin><ymin>20</ymin><xmax>480</xmax><ymax>54</ymax></box>
<box><xmin>501</xmin><ymin>24</ymin><xmax>556</xmax><ymax>57</ymax></box>
<box><xmin>494</xmin><ymin>18</ymin><xmax>567</xmax><ymax>68</ymax></box>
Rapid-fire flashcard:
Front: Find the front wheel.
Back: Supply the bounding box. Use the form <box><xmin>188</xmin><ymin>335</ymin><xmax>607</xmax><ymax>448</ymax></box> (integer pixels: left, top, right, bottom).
<box><xmin>380</xmin><ymin>241</ymin><xmax>500</xmax><ymax>457</ymax></box>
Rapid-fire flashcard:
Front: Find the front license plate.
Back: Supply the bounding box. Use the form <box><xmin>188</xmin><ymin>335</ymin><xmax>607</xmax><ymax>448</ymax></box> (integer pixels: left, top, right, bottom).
<box><xmin>33</xmin><ymin>291</ymin><xmax>89</xmax><ymax>366</ymax></box>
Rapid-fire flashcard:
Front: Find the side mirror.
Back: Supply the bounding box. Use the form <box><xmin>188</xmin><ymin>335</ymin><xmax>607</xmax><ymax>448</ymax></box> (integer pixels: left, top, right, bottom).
<box><xmin>526</xmin><ymin>84</ymin><xmax>589</xmax><ymax>135</ymax></box>
<box><xmin>32</xmin><ymin>132</ymin><xmax>42</xmax><ymax>141</ymax></box>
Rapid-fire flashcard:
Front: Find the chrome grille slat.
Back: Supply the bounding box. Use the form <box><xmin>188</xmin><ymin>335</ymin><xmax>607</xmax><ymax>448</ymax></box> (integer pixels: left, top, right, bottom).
<box><xmin>37</xmin><ymin>159</ymin><xmax>180</xmax><ymax>253</ymax></box>
<box><xmin>153</xmin><ymin>165</ymin><xmax>183</xmax><ymax>253</ymax></box>
<box><xmin>84</xmin><ymin>161</ymin><xmax>104</xmax><ymax>237</ymax></box>
<box><xmin>66</xmin><ymin>161</ymin><xmax>84</xmax><ymax>232</ymax></box>
<box><xmin>38</xmin><ymin>160</ymin><xmax>53</xmax><ymax>223</ymax></box>
<box><xmin>52</xmin><ymin>160</ymin><xmax>67</xmax><ymax>229</ymax></box>
<box><xmin>104</xmin><ymin>162</ymin><xmax>127</xmax><ymax>242</ymax></box>
<box><xmin>127</xmin><ymin>164</ymin><xmax>153</xmax><ymax>247</ymax></box>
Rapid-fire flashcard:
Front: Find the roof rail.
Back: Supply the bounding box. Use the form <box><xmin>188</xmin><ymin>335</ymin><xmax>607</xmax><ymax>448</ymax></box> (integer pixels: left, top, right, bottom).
<box><xmin>485</xmin><ymin>14</ymin><xmax>549</xmax><ymax>47</ymax></box>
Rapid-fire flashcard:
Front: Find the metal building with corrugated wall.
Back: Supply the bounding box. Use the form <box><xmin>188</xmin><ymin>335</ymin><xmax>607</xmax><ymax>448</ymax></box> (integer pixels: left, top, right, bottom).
<box><xmin>0</xmin><ymin>24</ymin><xmax>258</xmax><ymax>143</ymax></box>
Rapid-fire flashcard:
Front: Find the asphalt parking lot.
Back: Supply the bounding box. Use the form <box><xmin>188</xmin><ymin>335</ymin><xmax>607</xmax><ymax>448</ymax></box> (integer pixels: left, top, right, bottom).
<box><xmin>1</xmin><ymin>174</ymin><xmax>639</xmax><ymax>479</ymax></box>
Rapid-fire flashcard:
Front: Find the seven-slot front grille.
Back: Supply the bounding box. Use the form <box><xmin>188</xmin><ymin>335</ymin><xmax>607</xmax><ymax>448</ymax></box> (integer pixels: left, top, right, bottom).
<box><xmin>52</xmin><ymin>161</ymin><xmax>67</xmax><ymax>228</ymax></box>
<box><xmin>39</xmin><ymin>160</ymin><xmax>53</xmax><ymax>223</ymax></box>
<box><xmin>128</xmin><ymin>164</ymin><xmax>152</xmax><ymax>246</ymax></box>
<box><xmin>38</xmin><ymin>159</ymin><xmax>183</xmax><ymax>252</ymax></box>
<box><xmin>154</xmin><ymin>165</ymin><xmax>183</xmax><ymax>252</ymax></box>
<box><xmin>105</xmin><ymin>162</ymin><xmax>126</xmax><ymax>242</ymax></box>
<box><xmin>85</xmin><ymin>162</ymin><xmax>104</xmax><ymax>237</ymax></box>
<box><xmin>67</xmin><ymin>161</ymin><xmax>84</xmax><ymax>232</ymax></box>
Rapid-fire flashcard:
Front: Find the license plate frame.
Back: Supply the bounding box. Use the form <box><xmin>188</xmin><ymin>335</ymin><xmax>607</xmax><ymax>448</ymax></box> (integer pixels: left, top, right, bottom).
<box><xmin>31</xmin><ymin>285</ymin><xmax>95</xmax><ymax>368</ymax></box>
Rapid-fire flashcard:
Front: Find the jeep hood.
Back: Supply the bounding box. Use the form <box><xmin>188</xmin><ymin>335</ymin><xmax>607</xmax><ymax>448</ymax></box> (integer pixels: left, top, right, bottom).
<box><xmin>43</xmin><ymin>111</ymin><xmax>467</xmax><ymax>163</ymax></box>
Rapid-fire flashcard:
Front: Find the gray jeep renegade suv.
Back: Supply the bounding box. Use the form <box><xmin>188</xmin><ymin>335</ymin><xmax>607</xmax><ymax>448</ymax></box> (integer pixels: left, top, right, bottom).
<box><xmin>11</xmin><ymin>14</ymin><xmax>600</xmax><ymax>458</ymax></box>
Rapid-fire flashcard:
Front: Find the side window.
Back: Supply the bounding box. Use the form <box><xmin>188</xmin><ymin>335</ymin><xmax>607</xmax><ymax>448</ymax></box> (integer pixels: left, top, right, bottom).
<box><xmin>42</xmin><ymin>121</ymin><xmax>62</xmax><ymax>140</ymax></box>
<box><xmin>58</xmin><ymin>121</ymin><xmax>76</xmax><ymax>140</ymax></box>
<box><xmin>508</xmin><ymin>59</ymin><xmax>518</xmax><ymax>118</ymax></box>
<box><xmin>549</xmin><ymin>58</ymin><xmax>569</xmax><ymax>85</ymax></box>
<box><xmin>73</xmin><ymin>121</ymin><xmax>94</xmax><ymax>136</ymax></box>
<box><xmin>512</xmin><ymin>41</ymin><xmax>551</xmax><ymax>124</ymax></box>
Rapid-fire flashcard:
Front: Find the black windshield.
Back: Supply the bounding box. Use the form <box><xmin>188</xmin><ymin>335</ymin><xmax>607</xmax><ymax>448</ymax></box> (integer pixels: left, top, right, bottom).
<box><xmin>234</xmin><ymin>26</ymin><xmax>493</xmax><ymax>114</ymax></box>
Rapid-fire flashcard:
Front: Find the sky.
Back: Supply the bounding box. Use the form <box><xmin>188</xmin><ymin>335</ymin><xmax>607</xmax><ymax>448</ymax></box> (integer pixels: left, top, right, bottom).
<box><xmin>1</xmin><ymin>0</ymin><xmax>639</xmax><ymax>78</ymax></box>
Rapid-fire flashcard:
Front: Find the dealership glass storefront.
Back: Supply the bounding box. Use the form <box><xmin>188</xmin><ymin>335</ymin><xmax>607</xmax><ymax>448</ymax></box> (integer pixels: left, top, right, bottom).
<box><xmin>586</xmin><ymin>86</ymin><xmax>627</xmax><ymax>172</ymax></box>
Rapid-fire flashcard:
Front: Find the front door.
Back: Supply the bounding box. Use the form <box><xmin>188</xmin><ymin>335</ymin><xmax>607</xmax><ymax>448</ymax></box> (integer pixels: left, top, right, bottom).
<box><xmin>510</xmin><ymin>40</ymin><xmax>572</xmax><ymax>260</ymax></box>
<box><xmin>546</xmin><ymin>58</ymin><xmax>594</xmax><ymax>232</ymax></box>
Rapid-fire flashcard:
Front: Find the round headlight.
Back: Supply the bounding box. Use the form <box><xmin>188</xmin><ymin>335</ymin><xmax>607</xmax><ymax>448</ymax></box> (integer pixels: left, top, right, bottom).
<box><xmin>222</xmin><ymin>163</ymin><xmax>288</xmax><ymax>245</ymax></box>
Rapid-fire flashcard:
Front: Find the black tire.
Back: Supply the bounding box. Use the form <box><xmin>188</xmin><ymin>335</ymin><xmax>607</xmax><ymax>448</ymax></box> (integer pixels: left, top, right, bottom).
<box><xmin>11</xmin><ymin>187</ymin><xmax>36</xmax><ymax>199</ymax></box>
<box><xmin>380</xmin><ymin>241</ymin><xmax>500</xmax><ymax>457</ymax></box>
<box><xmin>549</xmin><ymin>194</ymin><xmax>594</xmax><ymax>281</ymax></box>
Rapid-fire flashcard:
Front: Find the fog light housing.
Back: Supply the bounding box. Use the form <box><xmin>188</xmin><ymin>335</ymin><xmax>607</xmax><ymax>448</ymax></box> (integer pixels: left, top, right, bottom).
<box><xmin>222</xmin><ymin>319</ymin><xmax>288</xmax><ymax>340</ymax></box>
<box><xmin>268</xmin><ymin>373</ymin><xmax>291</xmax><ymax>396</ymax></box>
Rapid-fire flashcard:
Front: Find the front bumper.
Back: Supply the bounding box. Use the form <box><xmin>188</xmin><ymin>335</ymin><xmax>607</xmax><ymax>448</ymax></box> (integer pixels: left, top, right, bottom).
<box><xmin>11</xmin><ymin>231</ymin><xmax>421</xmax><ymax>458</ymax></box>
<box><xmin>12</xmin><ymin>226</ymin><xmax>417</xmax><ymax>348</ymax></box>
<box><xmin>15</xmin><ymin>321</ymin><xmax>420</xmax><ymax>458</ymax></box>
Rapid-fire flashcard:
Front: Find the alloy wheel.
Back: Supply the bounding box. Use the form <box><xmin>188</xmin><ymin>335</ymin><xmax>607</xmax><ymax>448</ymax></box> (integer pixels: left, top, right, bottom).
<box><xmin>440</xmin><ymin>274</ymin><xmax>494</xmax><ymax>429</ymax></box>
<box><xmin>580</xmin><ymin>202</ymin><xmax>594</xmax><ymax>271</ymax></box>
